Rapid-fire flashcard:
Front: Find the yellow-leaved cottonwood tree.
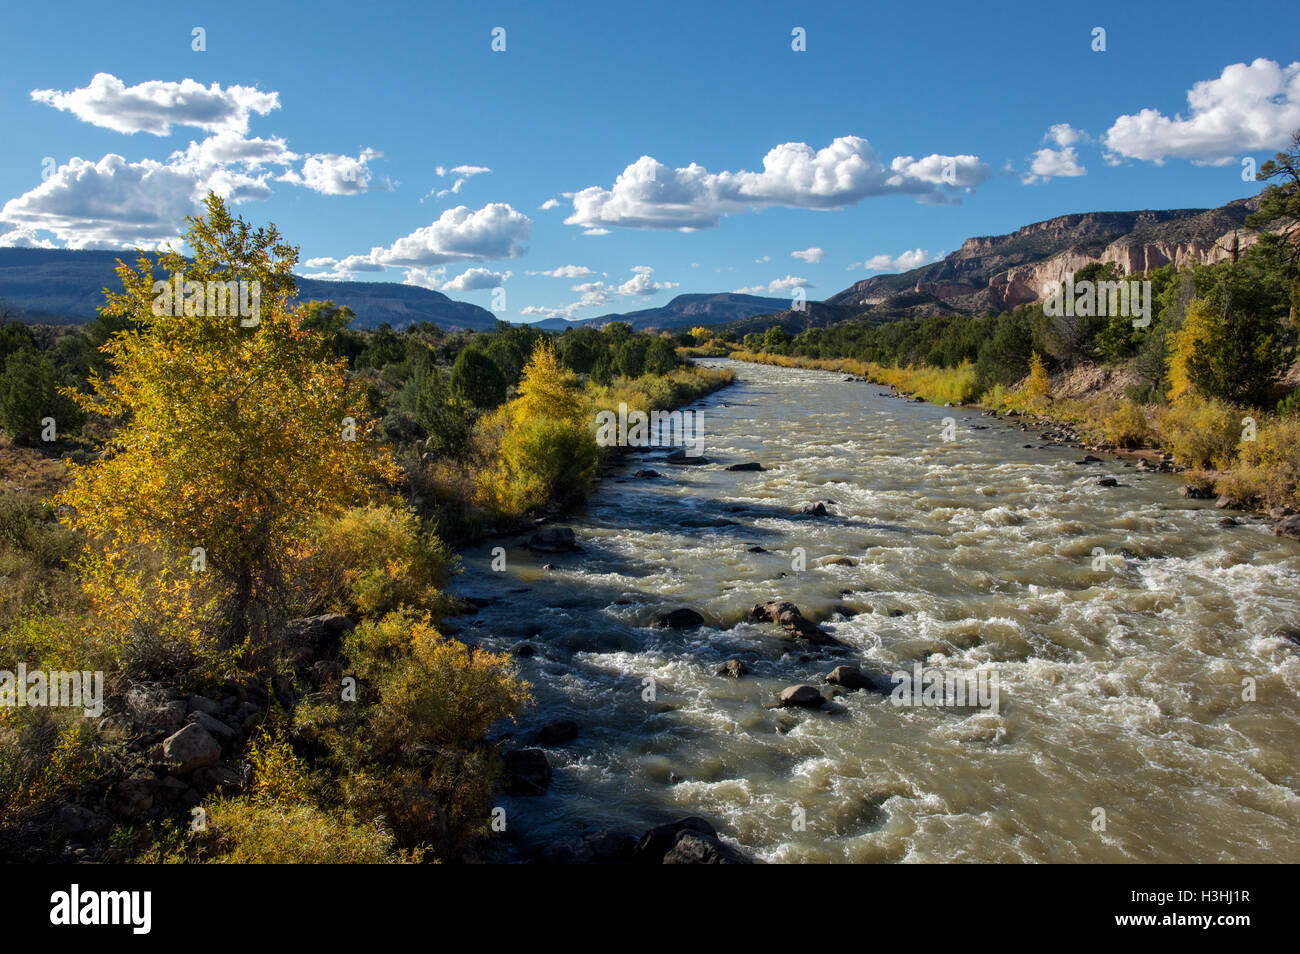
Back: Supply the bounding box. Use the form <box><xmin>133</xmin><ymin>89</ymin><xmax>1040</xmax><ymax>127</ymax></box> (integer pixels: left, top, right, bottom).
<box><xmin>475</xmin><ymin>340</ymin><xmax>600</xmax><ymax>518</ymax></box>
<box><xmin>57</xmin><ymin>193</ymin><xmax>400</xmax><ymax>663</ymax></box>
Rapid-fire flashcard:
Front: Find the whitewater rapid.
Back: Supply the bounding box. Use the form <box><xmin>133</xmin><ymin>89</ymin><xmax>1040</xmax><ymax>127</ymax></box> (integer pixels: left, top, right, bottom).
<box><xmin>452</xmin><ymin>359</ymin><xmax>1300</xmax><ymax>863</ymax></box>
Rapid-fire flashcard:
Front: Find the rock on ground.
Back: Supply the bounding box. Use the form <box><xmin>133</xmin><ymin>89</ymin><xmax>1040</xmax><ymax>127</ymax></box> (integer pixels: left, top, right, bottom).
<box><xmin>161</xmin><ymin>723</ymin><xmax>221</xmax><ymax>774</ymax></box>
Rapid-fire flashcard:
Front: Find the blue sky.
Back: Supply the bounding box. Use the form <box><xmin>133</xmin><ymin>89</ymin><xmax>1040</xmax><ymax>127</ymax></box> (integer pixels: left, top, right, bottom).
<box><xmin>2</xmin><ymin>0</ymin><xmax>1297</xmax><ymax>322</ymax></box>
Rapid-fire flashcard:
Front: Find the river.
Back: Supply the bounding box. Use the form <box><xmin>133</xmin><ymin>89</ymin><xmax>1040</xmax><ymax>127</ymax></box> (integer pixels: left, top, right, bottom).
<box><xmin>452</xmin><ymin>358</ymin><xmax>1300</xmax><ymax>863</ymax></box>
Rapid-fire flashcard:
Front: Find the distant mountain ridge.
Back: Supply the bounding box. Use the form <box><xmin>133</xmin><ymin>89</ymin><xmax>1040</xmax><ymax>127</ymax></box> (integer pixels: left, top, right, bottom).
<box><xmin>533</xmin><ymin>292</ymin><xmax>793</xmax><ymax>332</ymax></box>
<box><xmin>0</xmin><ymin>248</ymin><xmax>501</xmax><ymax>331</ymax></box>
<box><xmin>722</xmin><ymin>196</ymin><xmax>1263</xmax><ymax>337</ymax></box>
<box><xmin>0</xmin><ymin>197</ymin><xmax>1265</xmax><ymax>337</ymax></box>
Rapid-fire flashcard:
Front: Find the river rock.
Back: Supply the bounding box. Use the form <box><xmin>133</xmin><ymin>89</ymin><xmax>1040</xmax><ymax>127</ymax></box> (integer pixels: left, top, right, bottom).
<box><xmin>1180</xmin><ymin>483</ymin><xmax>1215</xmax><ymax>499</ymax></box>
<box><xmin>716</xmin><ymin>659</ymin><xmax>749</xmax><ymax>678</ymax></box>
<box><xmin>745</xmin><ymin>545</ymin><xmax>767</xmax><ymax>553</ymax></box>
<box><xmin>752</xmin><ymin>600</ymin><xmax>838</xmax><ymax>644</ymax></box>
<box><xmin>528</xmin><ymin>527</ymin><xmax>577</xmax><ymax>552</ymax></box>
<box><xmin>665</xmin><ymin>450</ymin><xmax>709</xmax><ymax>465</ymax></box>
<box><xmin>1274</xmin><ymin>514</ymin><xmax>1300</xmax><ymax>540</ymax></box>
<box><xmin>778</xmin><ymin>684</ymin><xmax>824</xmax><ymax>708</ymax></box>
<box><xmin>161</xmin><ymin>723</ymin><xmax>221</xmax><ymax>774</ymax></box>
<box><xmin>634</xmin><ymin>469</ymin><xmax>662</xmax><ymax>479</ymax></box>
<box><xmin>656</xmin><ymin>608</ymin><xmax>705</xmax><ymax>629</ymax></box>
<box><xmin>503</xmin><ymin>748</ymin><xmax>552</xmax><ymax>794</ymax></box>
<box><xmin>726</xmin><ymin>462</ymin><xmax>765</xmax><ymax>471</ymax></box>
<box><xmin>801</xmin><ymin>501</ymin><xmax>828</xmax><ymax>516</ymax></box>
<box><xmin>635</xmin><ymin>816</ymin><xmax>718</xmax><ymax>862</ymax></box>
<box><xmin>1096</xmin><ymin>477</ymin><xmax>1118</xmax><ymax>487</ymax></box>
<box><xmin>824</xmin><ymin>665</ymin><xmax>871</xmax><ymax>690</ymax></box>
<box><xmin>663</xmin><ymin>831</ymin><xmax>753</xmax><ymax>864</ymax></box>
<box><xmin>533</xmin><ymin>719</ymin><xmax>579</xmax><ymax>746</ymax></box>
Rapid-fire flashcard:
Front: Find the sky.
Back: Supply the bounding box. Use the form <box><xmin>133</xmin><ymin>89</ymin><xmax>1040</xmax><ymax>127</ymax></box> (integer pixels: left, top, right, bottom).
<box><xmin>1</xmin><ymin>0</ymin><xmax>1298</xmax><ymax>323</ymax></box>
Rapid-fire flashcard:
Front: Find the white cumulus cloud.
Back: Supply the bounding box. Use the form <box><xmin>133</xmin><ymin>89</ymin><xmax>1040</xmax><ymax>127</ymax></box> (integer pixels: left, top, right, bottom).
<box><xmin>281</xmin><ymin>149</ymin><xmax>390</xmax><ymax>195</ymax></box>
<box><xmin>791</xmin><ymin>246</ymin><xmax>825</xmax><ymax>263</ymax></box>
<box><xmin>564</xmin><ymin>137</ymin><xmax>991</xmax><ymax>231</ymax></box>
<box><xmin>31</xmin><ymin>73</ymin><xmax>279</xmax><ymax>136</ymax></box>
<box><xmin>1103</xmin><ymin>58</ymin><xmax>1300</xmax><ymax>165</ymax></box>
<box><xmin>441</xmin><ymin>267</ymin><xmax>510</xmax><ymax>292</ymax></box>
<box><xmin>527</xmin><ymin>264</ymin><xmax>594</xmax><ymax>278</ymax></box>
<box><xmin>861</xmin><ymin>248</ymin><xmax>935</xmax><ymax>272</ymax></box>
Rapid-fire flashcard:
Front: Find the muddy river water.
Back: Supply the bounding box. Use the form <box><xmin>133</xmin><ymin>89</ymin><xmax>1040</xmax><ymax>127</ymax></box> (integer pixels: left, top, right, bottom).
<box><xmin>452</xmin><ymin>358</ymin><xmax>1300</xmax><ymax>862</ymax></box>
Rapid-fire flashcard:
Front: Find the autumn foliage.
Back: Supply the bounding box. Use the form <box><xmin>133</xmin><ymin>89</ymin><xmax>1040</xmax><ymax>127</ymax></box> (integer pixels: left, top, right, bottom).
<box><xmin>55</xmin><ymin>195</ymin><xmax>399</xmax><ymax>660</ymax></box>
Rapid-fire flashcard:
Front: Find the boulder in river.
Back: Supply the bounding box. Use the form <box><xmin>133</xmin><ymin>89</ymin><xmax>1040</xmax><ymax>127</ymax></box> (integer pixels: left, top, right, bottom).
<box><xmin>1180</xmin><ymin>483</ymin><xmax>1215</xmax><ymax>499</ymax></box>
<box><xmin>824</xmin><ymin>665</ymin><xmax>871</xmax><ymax>690</ymax></box>
<box><xmin>634</xmin><ymin>469</ymin><xmax>661</xmax><ymax>479</ymax></box>
<box><xmin>656</xmin><ymin>608</ymin><xmax>705</xmax><ymax>629</ymax></box>
<box><xmin>503</xmin><ymin>748</ymin><xmax>552</xmax><ymax>794</ymax></box>
<box><xmin>725</xmin><ymin>462</ymin><xmax>765</xmax><ymax>471</ymax></box>
<box><xmin>716</xmin><ymin>659</ymin><xmax>749</xmax><ymax>679</ymax></box>
<box><xmin>801</xmin><ymin>501</ymin><xmax>828</xmax><ymax>516</ymax></box>
<box><xmin>663</xmin><ymin>831</ymin><xmax>754</xmax><ymax>864</ymax></box>
<box><xmin>635</xmin><ymin>816</ymin><xmax>721</xmax><ymax>862</ymax></box>
<box><xmin>1096</xmin><ymin>477</ymin><xmax>1118</xmax><ymax>487</ymax></box>
<box><xmin>665</xmin><ymin>449</ymin><xmax>709</xmax><ymax>465</ymax></box>
<box><xmin>751</xmin><ymin>600</ymin><xmax>839</xmax><ymax>645</ymax></box>
<box><xmin>533</xmin><ymin>719</ymin><xmax>579</xmax><ymax>746</ymax></box>
<box><xmin>778</xmin><ymin>684</ymin><xmax>824</xmax><ymax>708</ymax></box>
<box><xmin>528</xmin><ymin>527</ymin><xmax>577</xmax><ymax>552</ymax></box>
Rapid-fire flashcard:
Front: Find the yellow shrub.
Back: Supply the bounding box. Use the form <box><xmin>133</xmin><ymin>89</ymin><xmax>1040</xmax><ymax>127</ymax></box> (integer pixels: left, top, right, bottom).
<box><xmin>193</xmin><ymin>798</ymin><xmax>417</xmax><ymax>864</ymax></box>
<box><xmin>1099</xmin><ymin>400</ymin><xmax>1153</xmax><ymax>449</ymax></box>
<box><xmin>297</xmin><ymin>504</ymin><xmax>453</xmax><ymax>618</ymax></box>
<box><xmin>1156</xmin><ymin>395</ymin><xmax>1242</xmax><ymax>469</ymax></box>
<box><xmin>1027</xmin><ymin>351</ymin><xmax>1050</xmax><ymax>400</ymax></box>
<box><xmin>1216</xmin><ymin>415</ymin><xmax>1300</xmax><ymax>510</ymax></box>
<box><xmin>247</xmin><ymin>729</ymin><xmax>313</xmax><ymax>805</ymax></box>
<box><xmin>363</xmin><ymin>611</ymin><xmax>530</xmax><ymax>752</ymax></box>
